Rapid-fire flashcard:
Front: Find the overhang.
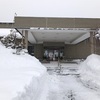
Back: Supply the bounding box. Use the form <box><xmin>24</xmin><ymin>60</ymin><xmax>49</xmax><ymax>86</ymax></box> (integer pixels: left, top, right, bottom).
<box><xmin>19</xmin><ymin>28</ymin><xmax>90</xmax><ymax>44</ymax></box>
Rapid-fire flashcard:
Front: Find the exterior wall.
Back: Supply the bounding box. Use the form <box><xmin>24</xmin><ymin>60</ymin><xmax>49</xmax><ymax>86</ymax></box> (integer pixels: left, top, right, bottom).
<box><xmin>0</xmin><ymin>23</ymin><xmax>14</xmax><ymax>28</ymax></box>
<box><xmin>90</xmin><ymin>32</ymin><xmax>100</xmax><ymax>55</ymax></box>
<box><xmin>95</xmin><ymin>38</ymin><xmax>100</xmax><ymax>55</ymax></box>
<box><xmin>34</xmin><ymin>44</ymin><xmax>43</xmax><ymax>60</ymax></box>
<box><xmin>34</xmin><ymin>42</ymin><xmax>64</xmax><ymax>60</ymax></box>
<box><xmin>43</xmin><ymin>42</ymin><xmax>64</xmax><ymax>47</ymax></box>
<box><xmin>90</xmin><ymin>32</ymin><xmax>96</xmax><ymax>54</ymax></box>
<box><xmin>64</xmin><ymin>38</ymin><xmax>91</xmax><ymax>59</ymax></box>
<box><xmin>0</xmin><ymin>17</ymin><xmax>100</xmax><ymax>29</ymax></box>
<box><xmin>34</xmin><ymin>40</ymin><xmax>92</xmax><ymax>60</ymax></box>
<box><xmin>14</xmin><ymin>17</ymin><xmax>100</xmax><ymax>29</ymax></box>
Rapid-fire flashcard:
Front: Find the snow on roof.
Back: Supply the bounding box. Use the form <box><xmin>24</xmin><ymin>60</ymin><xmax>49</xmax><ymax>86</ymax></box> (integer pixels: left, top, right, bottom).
<box><xmin>0</xmin><ymin>29</ymin><xmax>22</xmax><ymax>39</ymax></box>
<box><xmin>0</xmin><ymin>29</ymin><xmax>10</xmax><ymax>36</ymax></box>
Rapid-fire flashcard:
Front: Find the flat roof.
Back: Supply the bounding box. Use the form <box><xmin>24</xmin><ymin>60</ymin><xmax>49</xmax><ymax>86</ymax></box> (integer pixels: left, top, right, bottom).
<box><xmin>14</xmin><ymin>16</ymin><xmax>100</xmax><ymax>29</ymax></box>
<box><xmin>0</xmin><ymin>16</ymin><xmax>100</xmax><ymax>29</ymax></box>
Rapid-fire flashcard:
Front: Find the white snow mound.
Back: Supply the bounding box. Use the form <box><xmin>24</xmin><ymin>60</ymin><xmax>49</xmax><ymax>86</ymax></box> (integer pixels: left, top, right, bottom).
<box><xmin>79</xmin><ymin>54</ymin><xmax>100</xmax><ymax>91</ymax></box>
<box><xmin>0</xmin><ymin>42</ymin><xmax>47</xmax><ymax>100</ymax></box>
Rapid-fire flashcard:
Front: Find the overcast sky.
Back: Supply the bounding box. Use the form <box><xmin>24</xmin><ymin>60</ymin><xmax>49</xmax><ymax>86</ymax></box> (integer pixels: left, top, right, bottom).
<box><xmin>0</xmin><ymin>0</ymin><xmax>100</xmax><ymax>22</ymax></box>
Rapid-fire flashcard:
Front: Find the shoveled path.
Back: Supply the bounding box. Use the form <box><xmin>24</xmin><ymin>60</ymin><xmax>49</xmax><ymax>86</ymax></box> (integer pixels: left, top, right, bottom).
<box><xmin>43</xmin><ymin>62</ymin><xmax>100</xmax><ymax>100</ymax></box>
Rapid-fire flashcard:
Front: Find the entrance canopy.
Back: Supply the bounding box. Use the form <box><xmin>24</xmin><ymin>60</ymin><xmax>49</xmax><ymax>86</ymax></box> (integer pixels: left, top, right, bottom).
<box><xmin>26</xmin><ymin>28</ymin><xmax>90</xmax><ymax>44</ymax></box>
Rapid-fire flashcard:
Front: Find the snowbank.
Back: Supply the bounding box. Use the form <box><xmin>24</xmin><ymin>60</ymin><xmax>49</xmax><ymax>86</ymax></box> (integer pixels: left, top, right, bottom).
<box><xmin>79</xmin><ymin>54</ymin><xmax>100</xmax><ymax>91</ymax></box>
<box><xmin>0</xmin><ymin>42</ymin><xmax>47</xmax><ymax>100</ymax></box>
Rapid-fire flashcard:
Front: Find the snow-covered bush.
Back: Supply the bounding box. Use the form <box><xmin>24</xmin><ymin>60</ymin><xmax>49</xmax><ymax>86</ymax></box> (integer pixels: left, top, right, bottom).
<box><xmin>1</xmin><ymin>33</ymin><xmax>15</xmax><ymax>48</ymax></box>
<box><xmin>0</xmin><ymin>31</ymin><xmax>25</xmax><ymax>55</ymax></box>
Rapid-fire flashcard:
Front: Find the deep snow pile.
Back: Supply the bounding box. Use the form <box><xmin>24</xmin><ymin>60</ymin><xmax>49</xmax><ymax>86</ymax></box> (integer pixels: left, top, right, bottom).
<box><xmin>0</xmin><ymin>42</ymin><xmax>47</xmax><ymax>100</ymax></box>
<box><xmin>79</xmin><ymin>54</ymin><xmax>100</xmax><ymax>91</ymax></box>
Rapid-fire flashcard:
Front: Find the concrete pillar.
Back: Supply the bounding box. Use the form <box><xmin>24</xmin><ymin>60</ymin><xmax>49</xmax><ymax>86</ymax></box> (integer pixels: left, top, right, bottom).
<box><xmin>34</xmin><ymin>44</ymin><xmax>43</xmax><ymax>60</ymax></box>
<box><xmin>24</xmin><ymin>30</ymin><xmax>28</xmax><ymax>49</ymax></box>
<box><xmin>90</xmin><ymin>31</ymin><xmax>96</xmax><ymax>54</ymax></box>
<box><xmin>22</xmin><ymin>30</ymin><xmax>24</xmax><ymax>48</ymax></box>
<box><xmin>21</xmin><ymin>30</ymin><xmax>28</xmax><ymax>49</ymax></box>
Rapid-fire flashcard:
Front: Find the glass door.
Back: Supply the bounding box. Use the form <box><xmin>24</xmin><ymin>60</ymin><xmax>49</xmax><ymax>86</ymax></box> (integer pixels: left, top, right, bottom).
<box><xmin>44</xmin><ymin>47</ymin><xmax>64</xmax><ymax>61</ymax></box>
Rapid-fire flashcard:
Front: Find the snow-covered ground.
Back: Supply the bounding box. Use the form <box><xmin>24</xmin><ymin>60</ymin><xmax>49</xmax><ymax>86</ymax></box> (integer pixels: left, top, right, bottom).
<box><xmin>44</xmin><ymin>60</ymin><xmax>100</xmax><ymax>100</ymax></box>
<box><xmin>1</xmin><ymin>45</ymin><xmax>100</xmax><ymax>100</ymax></box>
<box><xmin>0</xmin><ymin>41</ymin><xmax>47</xmax><ymax>100</ymax></box>
<box><xmin>1</xmin><ymin>29</ymin><xmax>100</xmax><ymax>100</ymax></box>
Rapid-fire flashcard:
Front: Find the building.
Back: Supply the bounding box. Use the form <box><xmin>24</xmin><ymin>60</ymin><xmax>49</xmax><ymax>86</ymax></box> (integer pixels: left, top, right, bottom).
<box><xmin>0</xmin><ymin>16</ymin><xmax>100</xmax><ymax>61</ymax></box>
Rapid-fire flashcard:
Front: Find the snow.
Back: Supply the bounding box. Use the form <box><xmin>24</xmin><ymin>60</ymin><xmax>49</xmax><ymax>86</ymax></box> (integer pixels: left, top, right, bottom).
<box><xmin>47</xmin><ymin>75</ymin><xmax>100</xmax><ymax>100</ymax></box>
<box><xmin>0</xmin><ymin>41</ymin><xmax>47</xmax><ymax>100</ymax></box>
<box><xmin>79</xmin><ymin>54</ymin><xmax>100</xmax><ymax>91</ymax></box>
<box><xmin>44</xmin><ymin>61</ymin><xmax>100</xmax><ymax>100</ymax></box>
<box><xmin>0</xmin><ymin>29</ymin><xmax>10</xmax><ymax>36</ymax></box>
<box><xmin>1</xmin><ymin>28</ymin><xmax>100</xmax><ymax>100</ymax></box>
<box><xmin>13</xmin><ymin>32</ymin><xmax>22</xmax><ymax>39</ymax></box>
<box><xmin>0</xmin><ymin>29</ymin><xmax>22</xmax><ymax>39</ymax></box>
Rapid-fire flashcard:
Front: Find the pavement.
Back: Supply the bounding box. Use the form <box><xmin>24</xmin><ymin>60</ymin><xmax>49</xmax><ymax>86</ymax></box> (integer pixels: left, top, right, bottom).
<box><xmin>43</xmin><ymin>62</ymin><xmax>100</xmax><ymax>100</ymax></box>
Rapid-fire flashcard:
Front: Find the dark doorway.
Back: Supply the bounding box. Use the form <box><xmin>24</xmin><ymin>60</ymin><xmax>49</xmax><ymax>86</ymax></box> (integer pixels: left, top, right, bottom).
<box><xmin>28</xmin><ymin>46</ymin><xmax>34</xmax><ymax>56</ymax></box>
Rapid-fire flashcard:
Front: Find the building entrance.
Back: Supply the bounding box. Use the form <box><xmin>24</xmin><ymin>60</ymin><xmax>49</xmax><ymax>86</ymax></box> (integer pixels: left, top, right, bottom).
<box><xmin>44</xmin><ymin>47</ymin><xmax>64</xmax><ymax>61</ymax></box>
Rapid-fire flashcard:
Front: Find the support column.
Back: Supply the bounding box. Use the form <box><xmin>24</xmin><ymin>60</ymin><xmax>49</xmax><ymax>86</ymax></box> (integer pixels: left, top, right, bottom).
<box><xmin>22</xmin><ymin>30</ymin><xmax>24</xmax><ymax>48</ymax></box>
<box><xmin>34</xmin><ymin>44</ymin><xmax>43</xmax><ymax>60</ymax></box>
<box><xmin>90</xmin><ymin>31</ymin><xmax>96</xmax><ymax>54</ymax></box>
<box><xmin>24</xmin><ymin>30</ymin><xmax>28</xmax><ymax>49</ymax></box>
